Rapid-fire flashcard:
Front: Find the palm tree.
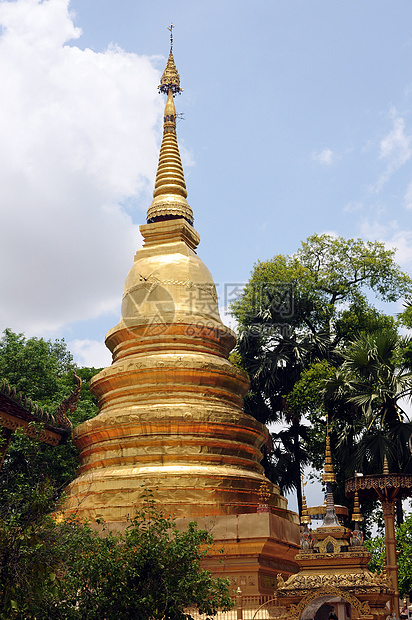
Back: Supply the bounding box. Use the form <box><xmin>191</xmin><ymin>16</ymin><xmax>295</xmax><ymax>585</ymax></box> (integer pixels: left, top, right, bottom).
<box><xmin>323</xmin><ymin>330</ymin><xmax>412</xmax><ymax>522</ymax></box>
<box><xmin>236</xmin><ymin>326</ymin><xmax>316</xmax><ymax>514</ymax></box>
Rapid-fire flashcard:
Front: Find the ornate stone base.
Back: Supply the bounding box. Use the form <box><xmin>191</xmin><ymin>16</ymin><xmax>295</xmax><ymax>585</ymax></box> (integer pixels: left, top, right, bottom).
<box><xmin>175</xmin><ymin>511</ymin><xmax>300</xmax><ymax>597</ymax></box>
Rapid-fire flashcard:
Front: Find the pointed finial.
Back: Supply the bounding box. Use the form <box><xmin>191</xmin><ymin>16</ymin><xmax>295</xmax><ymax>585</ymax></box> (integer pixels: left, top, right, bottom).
<box><xmin>383</xmin><ymin>454</ymin><xmax>390</xmax><ymax>475</ymax></box>
<box><xmin>147</xmin><ymin>27</ymin><xmax>193</xmax><ymax>225</ymax></box>
<box><xmin>321</xmin><ymin>416</ymin><xmax>340</xmax><ymax>527</ymax></box>
<box><xmin>352</xmin><ymin>487</ymin><xmax>363</xmax><ymax>523</ymax></box>
<box><xmin>158</xmin><ymin>24</ymin><xmax>182</xmax><ymax>96</ymax></box>
<box><xmin>168</xmin><ymin>23</ymin><xmax>174</xmax><ymax>50</ymax></box>
<box><xmin>300</xmin><ymin>476</ymin><xmax>311</xmax><ymax>525</ymax></box>
<box><xmin>322</xmin><ymin>415</ymin><xmax>336</xmax><ymax>484</ymax></box>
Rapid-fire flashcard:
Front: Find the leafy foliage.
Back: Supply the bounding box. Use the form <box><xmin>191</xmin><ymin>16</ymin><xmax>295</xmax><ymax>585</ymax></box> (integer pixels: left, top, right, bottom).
<box><xmin>0</xmin><ymin>480</ymin><xmax>59</xmax><ymax>619</ymax></box>
<box><xmin>231</xmin><ymin>234</ymin><xmax>412</xmax><ymax>513</ymax></box>
<box><xmin>286</xmin><ymin>360</ymin><xmax>335</xmax><ymax>472</ymax></box>
<box><xmin>0</xmin><ymin>488</ymin><xmax>232</xmax><ymax>620</ymax></box>
<box><xmin>323</xmin><ymin>331</ymin><xmax>412</xmax><ymax>479</ymax></box>
<box><xmin>0</xmin><ymin>329</ymin><xmax>100</xmax><ymax>502</ymax></box>
<box><xmin>233</xmin><ymin>234</ymin><xmax>409</xmax><ymax>334</ymax></box>
<box><xmin>396</xmin><ymin>513</ymin><xmax>412</xmax><ymax>597</ymax></box>
<box><xmin>0</xmin><ymin>331</ymin><xmax>232</xmax><ymax>619</ymax></box>
<box><xmin>364</xmin><ymin>536</ymin><xmax>385</xmax><ymax>575</ymax></box>
<box><xmin>0</xmin><ymin>330</ymin><xmax>102</xmax><ymax>616</ymax></box>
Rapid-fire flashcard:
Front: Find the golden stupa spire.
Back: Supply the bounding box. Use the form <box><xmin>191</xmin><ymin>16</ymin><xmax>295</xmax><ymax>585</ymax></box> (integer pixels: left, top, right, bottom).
<box><xmin>300</xmin><ymin>476</ymin><xmax>311</xmax><ymax>525</ymax></box>
<box><xmin>322</xmin><ymin>415</ymin><xmax>336</xmax><ymax>484</ymax></box>
<box><xmin>147</xmin><ymin>24</ymin><xmax>193</xmax><ymax>226</ymax></box>
<box><xmin>352</xmin><ymin>487</ymin><xmax>363</xmax><ymax>523</ymax></box>
<box><xmin>321</xmin><ymin>415</ymin><xmax>340</xmax><ymax>527</ymax></box>
<box><xmin>383</xmin><ymin>453</ymin><xmax>390</xmax><ymax>475</ymax></box>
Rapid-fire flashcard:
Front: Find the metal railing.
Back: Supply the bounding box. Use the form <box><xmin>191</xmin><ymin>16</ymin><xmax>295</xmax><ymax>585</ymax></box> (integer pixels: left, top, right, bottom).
<box><xmin>187</xmin><ymin>594</ymin><xmax>281</xmax><ymax>619</ymax></box>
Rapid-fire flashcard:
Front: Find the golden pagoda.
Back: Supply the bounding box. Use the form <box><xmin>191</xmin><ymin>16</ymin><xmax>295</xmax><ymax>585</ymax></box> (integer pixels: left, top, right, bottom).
<box><xmin>63</xmin><ymin>28</ymin><xmax>299</xmax><ymax>593</ymax></box>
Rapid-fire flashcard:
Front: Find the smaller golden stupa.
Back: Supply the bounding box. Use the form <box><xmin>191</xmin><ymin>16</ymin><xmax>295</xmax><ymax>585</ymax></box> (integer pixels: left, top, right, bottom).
<box><xmin>276</xmin><ymin>423</ymin><xmax>393</xmax><ymax>620</ymax></box>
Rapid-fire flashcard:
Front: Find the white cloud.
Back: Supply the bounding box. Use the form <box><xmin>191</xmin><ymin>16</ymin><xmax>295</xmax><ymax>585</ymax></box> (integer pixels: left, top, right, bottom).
<box><xmin>385</xmin><ymin>229</ymin><xmax>412</xmax><ymax>266</ymax></box>
<box><xmin>0</xmin><ymin>0</ymin><xmax>163</xmax><ymax>336</ymax></box>
<box><xmin>69</xmin><ymin>338</ymin><xmax>112</xmax><ymax>368</ymax></box>
<box><xmin>360</xmin><ymin>219</ymin><xmax>412</xmax><ymax>268</ymax></box>
<box><xmin>311</xmin><ymin>148</ymin><xmax>335</xmax><ymax>165</ymax></box>
<box><xmin>343</xmin><ymin>201</ymin><xmax>364</xmax><ymax>213</ymax></box>
<box><xmin>319</xmin><ymin>229</ymin><xmax>339</xmax><ymax>238</ymax></box>
<box><xmin>375</xmin><ymin>110</ymin><xmax>412</xmax><ymax>192</ymax></box>
<box><xmin>404</xmin><ymin>180</ymin><xmax>412</xmax><ymax>210</ymax></box>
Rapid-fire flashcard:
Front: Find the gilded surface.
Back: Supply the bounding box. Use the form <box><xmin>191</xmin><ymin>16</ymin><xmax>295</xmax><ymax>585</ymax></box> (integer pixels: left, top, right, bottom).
<box><xmin>147</xmin><ymin>88</ymin><xmax>193</xmax><ymax>224</ymax></box>
<box><xmin>322</xmin><ymin>423</ymin><xmax>336</xmax><ymax>484</ymax></box>
<box><xmin>277</xmin><ymin>451</ymin><xmax>393</xmax><ymax>620</ymax></box>
<box><xmin>313</xmin><ymin>535</ymin><xmax>341</xmax><ymax>554</ymax></box>
<box><xmin>285</xmin><ymin>586</ymin><xmax>371</xmax><ymax>619</ymax></box>
<box><xmin>277</xmin><ymin>506</ymin><xmax>392</xmax><ymax>620</ymax></box>
<box><xmin>346</xmin><ymin>474</ymin><xmax>412</xmax><ymax>498</ymax></box>
<box><xmin>62</xmin><ymin>44</ymin><xmax>297</xmax><ymax>531</ymax></box>
<box><xmin>346</xmin><ymin>474</ymin><xmax>412</xmax><ymax>616</ymax></box>
<box><xmin>158</xmin><ymin>26</ymin><xmax>182</xmax><ymax>96</ymax></box>
<box><xmin>279</xmin><ymin>571</ymin><xmax>389</xmax><ymax>592</ymax></box>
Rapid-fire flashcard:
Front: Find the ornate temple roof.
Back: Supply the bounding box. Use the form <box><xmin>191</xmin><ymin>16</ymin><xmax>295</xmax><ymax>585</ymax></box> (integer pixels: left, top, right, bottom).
<box><xmin>0</xmin><ymin>375</ymin><xmax>80</xmax><ymax>467</ymax></box>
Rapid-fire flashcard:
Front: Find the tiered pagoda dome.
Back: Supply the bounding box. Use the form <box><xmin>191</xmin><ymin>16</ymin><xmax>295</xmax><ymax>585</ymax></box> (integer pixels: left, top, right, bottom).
<box><xmin>63</xmin><ymin>29</ymin><xmax>292</xmax><ymax>531</ymax></box>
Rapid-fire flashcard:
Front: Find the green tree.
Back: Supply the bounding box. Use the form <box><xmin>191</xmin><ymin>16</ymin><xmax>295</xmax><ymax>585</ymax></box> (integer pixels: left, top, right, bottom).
<box><xmin>47</xmin><ymin>499</ymin><xmax>232</xmax><ymax>620</ymax></box>
<box><xmin>0</xmin><ymin>480</ymin><xmax>60</xmax><ymax>619</ymax></box>
<box><xmin>0</xmin><ymin>489</ymin><xmax>233</xmax><ymax>620</ymax></box>
<box><xmin>231</xmin><ymin>234</ymin><xmax>412</xmax><ymax>513</ymax></box>
<box><xmin>0</xmin><ymin>331</ymin><xmax>232</xmax><ymax>619</ymax></box>
<box><xmin>0</xmin><ymin>328</ymin><xmax>98</xmax><ymax>420</ymax></box>
<box><xmin>323</xmin><ymin>331</ymin><xmax>412</xmax><ymax>523</ymax></box>
<box><xmin>0</xmin><ymin>330</ymin><xmax>103</xmax><ymax>616</ymax></box>
<box><xmin>286</xmin><ymin>360</ymin><xmax>335</xmax><ymax>472</ymax></box>
<box><xmin>236</xmin><ymin>326</ymin><xmax>315</xmax><ymax>511</ymax></box>
<box><xmin>0</xmin><ymin>328</ymin><xmax>73</xmax><ymax>404</ymax></box>
<box><xmin>399</xmin><ymin>298</ymin><xmax>412</xmax><ymax>331</ymax></box>
<box><xmin>233</xmin><ymin>234</ymin><xmax>408</xmax><ymax>337</ymax></box>
<box><xmin>0</xmin><ymin>329</ymin><xmax>100</xmax><ymax>512</ymax></box>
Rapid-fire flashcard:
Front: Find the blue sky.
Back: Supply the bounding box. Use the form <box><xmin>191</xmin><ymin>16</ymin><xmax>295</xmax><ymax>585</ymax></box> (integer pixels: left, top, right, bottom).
<box><xmin>1</xmin><ymin>0</ymin><xmax>412</xmax><ymax>511</ymax></box>
<box><xmin>1</xmin><ymin>0</ymin><xmax>411</xmax><ymax>368</ymax></box>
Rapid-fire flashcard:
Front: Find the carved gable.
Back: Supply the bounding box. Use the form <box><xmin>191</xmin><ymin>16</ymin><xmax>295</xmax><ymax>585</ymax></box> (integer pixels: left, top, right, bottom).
<box><xmin>314</xmin><ymin>535</ymin><xmax>341</xmax><ymax>554</ymax></box>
